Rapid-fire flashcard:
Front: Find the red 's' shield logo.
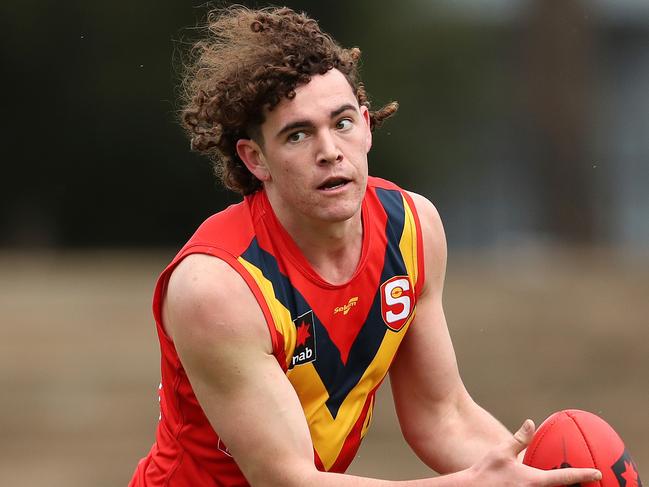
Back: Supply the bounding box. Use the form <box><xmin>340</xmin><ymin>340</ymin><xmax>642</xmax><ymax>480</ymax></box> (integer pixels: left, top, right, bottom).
<box><xmin>380</xmin><ymin>276</ymin><xmax>414</xmax><ymax>331</ymax></box>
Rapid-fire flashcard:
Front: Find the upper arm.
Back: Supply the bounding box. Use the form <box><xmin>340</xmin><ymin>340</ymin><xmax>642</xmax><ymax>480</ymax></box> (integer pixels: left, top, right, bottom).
<box><xmin>163</xmin><ymin>254</ymin><xmax>314</xmax><ymax>486</ymax></box>
<box><xmin>390</xmin><ymin>193</ymin><xmax>470</xmax><ymax>441</ymax></box>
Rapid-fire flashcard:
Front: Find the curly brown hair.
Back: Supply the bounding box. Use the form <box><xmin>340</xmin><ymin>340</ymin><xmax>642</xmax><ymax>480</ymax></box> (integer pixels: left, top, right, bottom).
<box><xmin>180</xmin><ymin>5</ymin><xmax>398</xmax><ymax>195</ymax></box>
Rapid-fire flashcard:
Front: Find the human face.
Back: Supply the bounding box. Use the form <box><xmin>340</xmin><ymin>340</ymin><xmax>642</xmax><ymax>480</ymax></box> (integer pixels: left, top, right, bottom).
<box><xmin>239</xmin><ymin>69</ymin><xmax>372</xmax><ymax>229</ymax></box>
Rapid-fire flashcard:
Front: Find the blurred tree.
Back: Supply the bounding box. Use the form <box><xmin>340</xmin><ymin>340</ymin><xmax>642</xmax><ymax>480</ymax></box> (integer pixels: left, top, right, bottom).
<box><xmin>3</xmin><ymin>0</ymin><xmax>626</xmax><ymax>248</ymax></box>
<box><xmin>520</xmin><ymin>0</ymin><xmax>597</xmax><ymax>242</ymax></box>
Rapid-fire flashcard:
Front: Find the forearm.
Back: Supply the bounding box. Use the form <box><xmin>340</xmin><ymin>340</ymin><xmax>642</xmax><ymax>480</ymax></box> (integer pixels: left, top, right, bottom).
<box><xmin>261</xmin><ymin>419</ymin><xmax>602</xmax><ymax>487</ymax></box>
<box><xmin>271</xmin><ymin>466</ymin><xmax>471</xmax><ymax>487</ymax></box>
<box><xmin>405</xmin><ymin>395</ymin><xmax>511</xmax><ymax>474</ymax></box>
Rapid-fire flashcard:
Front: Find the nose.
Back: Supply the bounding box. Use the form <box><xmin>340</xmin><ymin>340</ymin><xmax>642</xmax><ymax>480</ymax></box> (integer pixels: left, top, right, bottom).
<box><xmin>316</xmin><ymin>130</ymin><xmax>343</xmax><ymax>165</ymax></box>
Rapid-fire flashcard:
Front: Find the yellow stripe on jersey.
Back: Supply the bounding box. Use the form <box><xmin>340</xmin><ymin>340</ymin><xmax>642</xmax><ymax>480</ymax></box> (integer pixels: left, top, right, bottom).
<box><xmin>399</xmin><ymin>195</ymin><xmax>420</xmax><ymax>288</ymax></box>
<box><xmin>238</xmin><ymin>257</ymin><xmax>296</xmax><ymax>369</ymax></box>
<box><xmin>360</xmin><ymin>394</ymin><xmax>374</xmax><ymax>439</ymax></box>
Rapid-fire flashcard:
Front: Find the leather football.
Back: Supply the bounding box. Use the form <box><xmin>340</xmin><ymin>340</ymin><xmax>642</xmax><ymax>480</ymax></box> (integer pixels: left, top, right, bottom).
<box><xmin>523</xmin><ymin>409</ymin><xmax>642</xmax><ymax>487</ymax></box>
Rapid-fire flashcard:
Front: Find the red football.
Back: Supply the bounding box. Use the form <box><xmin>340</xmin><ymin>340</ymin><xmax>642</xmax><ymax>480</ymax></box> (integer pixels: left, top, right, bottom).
<box><xmin>523</xmin><ymin>409</ymin><xmax>642</xmax><ymax>487</ymax></box>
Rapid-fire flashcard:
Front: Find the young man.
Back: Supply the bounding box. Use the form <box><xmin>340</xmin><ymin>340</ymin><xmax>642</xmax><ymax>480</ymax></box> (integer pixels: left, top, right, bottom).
<box><xmin>129</xmin><ymin>6</ymin><xmax>601</xmax><ymax>486</ymax></box>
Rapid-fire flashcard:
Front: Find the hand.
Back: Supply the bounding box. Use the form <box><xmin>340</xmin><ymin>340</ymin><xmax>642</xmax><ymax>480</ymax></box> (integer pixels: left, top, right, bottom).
<box><xmin>465</xmin><ymin>419</ymin><xmax>602</xmax><ymax>486</ymax></box>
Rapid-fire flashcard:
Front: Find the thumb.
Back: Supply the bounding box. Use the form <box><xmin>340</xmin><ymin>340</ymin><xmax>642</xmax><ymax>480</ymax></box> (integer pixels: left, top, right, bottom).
<box><xmin>510</xmin><ymin>419</ymin><xmax>535</xmax><ymax>457</ymax></box>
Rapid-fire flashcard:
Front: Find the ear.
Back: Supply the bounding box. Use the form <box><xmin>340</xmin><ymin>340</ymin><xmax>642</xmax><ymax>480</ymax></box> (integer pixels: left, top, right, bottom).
<box><xmin>360</xmin><ymin>105</ymin><xmax>372</xmax><ymax>152</ymax></box>
<box><xmin>236</xmin><ymin>139</ymin><xmax>271</xmax><ymax>182</ymax></box>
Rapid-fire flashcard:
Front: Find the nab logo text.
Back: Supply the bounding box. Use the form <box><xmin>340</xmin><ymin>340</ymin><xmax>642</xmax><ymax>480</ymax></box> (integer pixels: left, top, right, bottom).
<box><xmin>290</xmin><ymin>310</ymin><xmax>317</xmax><ymax>369</ymax></box>
<box><xmin>334</xmin><ymin>296</ymin><xmax>359</xmax><ymax>315</ymax></box>
<box><xmin>292</xmin><ymin>347</ymin><xmax>314</xmax><ymax>366</ymax></box>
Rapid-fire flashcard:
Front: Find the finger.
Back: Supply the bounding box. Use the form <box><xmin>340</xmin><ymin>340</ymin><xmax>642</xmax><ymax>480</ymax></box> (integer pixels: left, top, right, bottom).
<box><xmin>537</xmin><ymin>467</ymin><xmax>602</xmax><ymax>486</ymax></box>
<box><xmin>510</xmin><ymin>419</ymin><xmax>535</xmax><ymax>456</ymax></box>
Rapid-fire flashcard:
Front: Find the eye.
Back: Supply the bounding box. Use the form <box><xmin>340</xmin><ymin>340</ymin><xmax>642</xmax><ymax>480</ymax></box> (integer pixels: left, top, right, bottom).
<box><xmin>288</xmin><ymin>131</ymin><xmax>307</xmax><ymax>143</ymax></box>
<box><xmin>336</xmin><ymin>118</ymin><xmax>353</xmax><ymax>131</ymax></box>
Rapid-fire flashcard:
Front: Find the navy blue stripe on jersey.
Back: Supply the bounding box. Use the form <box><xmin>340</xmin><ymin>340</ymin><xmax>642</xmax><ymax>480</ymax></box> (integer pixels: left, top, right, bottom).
<box><xmin>375</xmin><ymin>188</ymin><xmax>407</xmax><ymax>273</ymax></box>
<box><xmin>242</xmin><ymin>237</ymin><xmax>303</xmax><ymax>316</ymax></box>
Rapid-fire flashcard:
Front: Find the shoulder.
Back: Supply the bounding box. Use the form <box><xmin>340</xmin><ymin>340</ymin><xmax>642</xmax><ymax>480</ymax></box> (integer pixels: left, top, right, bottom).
<box><xmin>167</xmin><ymin>254</ymin><xmax>243</xmax><ymax>310</ymax></box>
<box><xmin>164</xmin><ymin>253</ymin><xmax>272</xmax><ymax>355</ymax></box>
<box><xmin>406</xmin><ymin>191</ymin><xmax>444</xmax><ymax>234</ymax></box>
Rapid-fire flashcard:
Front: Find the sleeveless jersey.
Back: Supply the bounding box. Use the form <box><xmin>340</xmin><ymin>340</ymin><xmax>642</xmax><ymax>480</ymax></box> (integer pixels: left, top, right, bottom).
<box><xmin>129</xmin><ymin>176</ymin><xmax>425</xmax><ymax>486</ymax></box>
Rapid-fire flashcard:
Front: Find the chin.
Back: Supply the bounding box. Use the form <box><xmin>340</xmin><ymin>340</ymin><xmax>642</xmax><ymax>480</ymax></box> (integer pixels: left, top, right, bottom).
<box><xmin>315</xmin><ymin>202</ymin><xmax>361</xmax><ymax>223</ymax></box>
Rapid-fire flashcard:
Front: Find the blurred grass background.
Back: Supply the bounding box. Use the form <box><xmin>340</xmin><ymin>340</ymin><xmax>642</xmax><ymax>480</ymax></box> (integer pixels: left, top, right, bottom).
<box><xmin>1</xmin><ymin>0</ymin><xmax>648</xmax><ymax>485</ymax></box>
<box><xmin>0</xmin><ymin>248</ymin><xmax>646</xmax><ymax>485</ymax></box>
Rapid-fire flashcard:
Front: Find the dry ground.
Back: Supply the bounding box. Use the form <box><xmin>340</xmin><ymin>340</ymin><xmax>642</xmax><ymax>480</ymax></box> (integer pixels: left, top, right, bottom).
<box><xmin>0</xmin><ymin>248</ymin><xmax>646</xmax><ymax>486</ymax></box>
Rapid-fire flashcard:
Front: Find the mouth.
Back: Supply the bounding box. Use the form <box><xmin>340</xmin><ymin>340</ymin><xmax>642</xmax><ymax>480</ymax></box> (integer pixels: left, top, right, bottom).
<box><xmin>317</xmin><ymin>176</ymin><xmax>351</xmax><ymax>191</ymax></box>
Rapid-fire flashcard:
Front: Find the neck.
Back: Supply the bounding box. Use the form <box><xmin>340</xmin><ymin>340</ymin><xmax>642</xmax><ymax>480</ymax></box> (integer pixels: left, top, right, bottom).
<box><xmin>271</xmin><ymin>203</ymin><xmax>364</xmax><ymax>286</ymax></box>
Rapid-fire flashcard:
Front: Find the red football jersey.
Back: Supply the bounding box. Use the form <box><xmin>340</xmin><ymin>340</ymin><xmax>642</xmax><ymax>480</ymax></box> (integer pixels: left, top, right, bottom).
<box><xmin>129</xmin><ymin>177</ymin><xmax>425</xmax><ymax>486</ymax></box>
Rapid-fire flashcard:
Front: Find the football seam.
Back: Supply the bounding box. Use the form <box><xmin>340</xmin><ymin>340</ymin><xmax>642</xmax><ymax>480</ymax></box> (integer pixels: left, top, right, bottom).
<box><xmin>565</xmin><ymin>410</ymin><xmax>601</xmax><ymax>487</ymax></box>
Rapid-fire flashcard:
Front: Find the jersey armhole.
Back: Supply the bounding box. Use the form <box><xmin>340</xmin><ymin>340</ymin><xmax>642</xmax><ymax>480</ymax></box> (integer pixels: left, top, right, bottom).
<box><xmin>401</xmin><ymin>191</ymin><xmax>426</xmax><ymax>299</ymax></box>
<box><xmin>152</xmin><ymin>243</ymin><xmax>286</xmax><ymax>369</ymax></box>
